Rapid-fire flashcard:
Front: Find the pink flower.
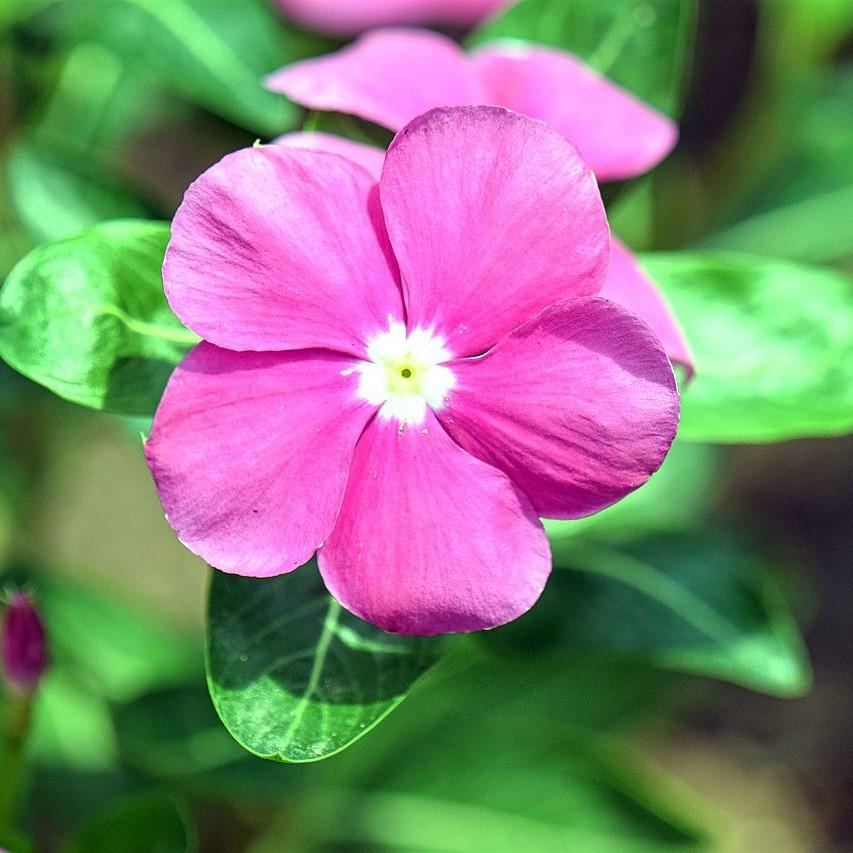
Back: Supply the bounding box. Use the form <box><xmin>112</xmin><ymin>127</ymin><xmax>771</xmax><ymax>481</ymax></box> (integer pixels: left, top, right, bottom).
<box><xmin>268</xmin><ymin>28</ymin><xmax>692</xmax><ymax>373</ymax></box>
<box><xmin>273</xmin><ymin>0</ymin><xmax>510</xmax><ymax>37</ymax></box>
<box><xmin>146</xmin><ymin>107</ymin><xmax>679</xmax><ymax>635</ymax></box>
<box><xmin>2</xmin><ymin>590</ymin><xmax>48</xmax><ymax>692</ymax></box>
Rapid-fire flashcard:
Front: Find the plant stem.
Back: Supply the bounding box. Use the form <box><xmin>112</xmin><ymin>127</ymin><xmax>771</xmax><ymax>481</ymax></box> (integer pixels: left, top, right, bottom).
<box><xmin>0</xmin><ymin>688</ymin><xmax>32</xmax><ymax>833</ymax></box>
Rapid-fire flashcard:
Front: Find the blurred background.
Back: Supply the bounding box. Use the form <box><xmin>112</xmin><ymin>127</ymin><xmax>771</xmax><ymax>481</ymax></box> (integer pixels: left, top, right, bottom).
<box><xmin>0</xmin><ymin>0</ymin><xmax>852</xmax><ymax>850</ymax></box>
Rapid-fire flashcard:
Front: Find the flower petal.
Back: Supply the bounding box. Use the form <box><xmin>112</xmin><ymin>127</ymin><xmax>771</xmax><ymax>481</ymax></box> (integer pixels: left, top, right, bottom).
<box><xmin>438</xmin><ymin>297</ymin><xmax>680</xmax><ymax>519</ymax></box>
<box><xmin>164</xmin><ymin>145</ymin><xmax>403</xmax><ymax>357</ymax></box>
<box><xmin>274</xmin><ymin>131</ymin><xmax>385</xmax><ymax>180</ymax></box>
<box><xmin>273</xmin><ymin>0</ymin><xmax>509</xmax><ymax>36</ymax></box>
<box><xmin>145</xmin><ymin>343</ymin><xmax>374</xmax><ymax>577</ymax></box>
<box><xmin>472</xmin><ymin>44</ymin><xmax>678</xmax><ymax>181</ymax></box>
<box><xmin>266</xmin><ymin>29</ymin><xmax>484</xmax><ymax>132</ymax></box>
<box><xmin>602</xmin><ymin>239</ymin><xmax>694</xmax><ymax>376</ymax></box>
<box><xmin>380</xmin><ymin>106</ymin><xmax>609</xmax><ymax>357</ymax></box>
<box><xmin>319</xmin><ymin>412</ymin><xmax>550</xmax><ymax>634</ymax></box>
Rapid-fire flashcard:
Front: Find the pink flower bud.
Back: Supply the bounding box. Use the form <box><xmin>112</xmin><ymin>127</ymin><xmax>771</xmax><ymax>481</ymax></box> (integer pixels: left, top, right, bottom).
<box><xmin>2</xmin><ymin>591</ymin><xmax>48</xmax><ymax>691</ymax></box>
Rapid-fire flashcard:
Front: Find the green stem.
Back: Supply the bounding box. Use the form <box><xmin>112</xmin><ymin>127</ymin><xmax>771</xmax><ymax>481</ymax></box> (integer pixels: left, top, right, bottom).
<box><xmin>0</xmin><ymin>689</ymin><xmax>33</xmax><ymax>833</ymax></box>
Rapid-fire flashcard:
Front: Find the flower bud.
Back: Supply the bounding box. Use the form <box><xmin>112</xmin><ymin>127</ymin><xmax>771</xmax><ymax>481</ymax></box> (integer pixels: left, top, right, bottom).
<box><xmin>2</xmin><ymin>590</ymin><xmax>48</xmax><ymax>691</ymax></box>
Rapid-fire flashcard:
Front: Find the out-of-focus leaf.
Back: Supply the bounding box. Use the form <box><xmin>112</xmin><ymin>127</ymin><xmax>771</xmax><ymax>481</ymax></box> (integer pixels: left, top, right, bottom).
<box><xmin>40</xmin><ymin>0</ymin><xmax>332</xmax><ymax>135</ymax></box>
<box><xmin>0</xmin><ymin>220</ymin><xmax>196</xmax><ymax>415</ymax></box>
<box><xmin>641</xmin><ymin>252</ymin><xmax>853</xmax><ymax>442</ymax></box>
<box><xmin>7</xmin><ymin>140</ymin><xmax>149</xmax><ymax>244</ymax></box>
<box><xmin>494</xmin><ymin>531</ymin><xmax>810</xmax><ymax>697</ymax></box>
<box><xmin>115</xmin><ymin>685</ymin><xmax>299</xmax><ymax>801</ymax></box>
<box><xmin>545</xmin><ymin>440</ymin><xmax>721</xmax><ymax>545</ymax></box>
<box><xmin>701</xmin><ymin>68</ymin><xmax>853</xmax><ymax>263</ymax></box>
<box><xmin>38</xmin><ymin>575</ymin><xmax>200</xmax><ymax>702</ymax></box>
<box><xmin>468</xmin><ymin>0</ymin><xmax>695</xmax><ymax>115</ymax></box>
<box><xmin>0</xmin><ymin>829</ymin><xmax>33</xmax><ymax>853</ymax></box>
<box><xmin>0</xmin><ymin>0</ymin><xmax>53</xmax><ymax>31</ymax></box>
<box><xmin>207</xmin><ymin>562</ymin><xmax>445</xmax><ymax>762</ymax></box>
<box><xmin>66</xmin><ymin>791</ymin><xmax>196</xmax><ymax>853</ymax></box>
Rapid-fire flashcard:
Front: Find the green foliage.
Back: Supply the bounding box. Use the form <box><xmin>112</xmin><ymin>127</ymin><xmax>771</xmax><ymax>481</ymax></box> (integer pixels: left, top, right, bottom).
<box><xmin>66</xmin><ymin>791</ymin><xmax>196</xmax><ymax>853</ymax></box>
<box><xmin>207</xmin><ymin>563</ymin><xmax>445</xmax><ymax>763</ymax></box>
<box><xmin>7</xmin><ymin>141</ymin><xmax>149</xmax><ymax>245</ymax></box>
<box><xmin>468</xmin><ymin>0</ymin><xmax>695</xmax><ymax>115</ymax></box>
<box><xmin>0</xmin><ymin>220</ymin><xmax>195</xmax><ymax>415</ymax></box>
<box><xmin>644</xmin><ymin>252</ymin><xmax>853</xmax><ymax>442</ymax></box>
<box><xmin>493</xmin><ymin>532</ymin><xmax>810</xmax><ymax>697</ymax></box>
<box><xmin>39</xmin><ymin>0</ymin><xmax>332</xmax><ymax>135</ymax></box>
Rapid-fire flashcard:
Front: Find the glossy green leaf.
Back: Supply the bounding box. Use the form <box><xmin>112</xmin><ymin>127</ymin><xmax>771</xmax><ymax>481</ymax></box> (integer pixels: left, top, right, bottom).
<box><xmin>641</xmin><ymin>252</ymin><xmax>853</xmax><ymax>442</ymax></box>
<box><xmin>468</xmin><ymin>0</ymin><xmax>695</xmax><ymax>115</ymax></box>
<box><xmin>66</xmin><ymin>791</ymin><xmax>196</xmax><ymax>853</ymax></box>
<box><xmin>41</xmin><ymin>0</ymin><xmax>332</xmax><ymax>135</ymax></box>
<box><xmin>7</xmin><ymin>140</ymin><xmax>150</xmax><ymax>244</ymax></box>
<box><xmin>494</xmin><ymin>531</ymin><xmax>810</xmax><ymax>697</ymax></box>
<box><xmin>207</xmin><ymin>563</ymin><xmax>445</xmax><ymax>763</ymax></box>
<box><xmin>0</xmin><ymin>220</ymin><xmax>196</xmax><ymax>415</ymax></box>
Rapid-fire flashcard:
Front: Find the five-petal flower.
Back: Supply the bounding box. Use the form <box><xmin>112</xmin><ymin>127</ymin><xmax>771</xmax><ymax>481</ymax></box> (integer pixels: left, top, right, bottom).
<box><xmin>146</xmin><ymin>106</ymin><xmax>679</xmax><ymax>635</ymax></box>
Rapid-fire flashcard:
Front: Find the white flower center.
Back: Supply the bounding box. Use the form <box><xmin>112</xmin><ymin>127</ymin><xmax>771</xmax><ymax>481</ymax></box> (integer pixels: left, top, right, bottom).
<box><xmin>351</xmin><ymin>321</ymin><xmax>455</xmax><ymax>424</ymax></box>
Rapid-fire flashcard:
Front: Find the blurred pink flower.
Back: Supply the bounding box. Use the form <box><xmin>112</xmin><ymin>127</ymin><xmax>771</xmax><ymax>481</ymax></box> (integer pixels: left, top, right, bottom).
<box><xmin>273</xmin><ymin>0</ymin><xmax>510</xmax><ymax>36</ymax></box>
<box><xmin>2</xmin><ymin>590</ymin><xmax>48</xmax><ymax>691</ymax></box>
<box><xmin>268</xmin><ymin>28</ymin><xmax>692</xmax><ymax>373</ymax></box>
<box><xmin>146</xmin><ymin>106</ymin><xmax>678</xmax><ymax>635</ymax></box>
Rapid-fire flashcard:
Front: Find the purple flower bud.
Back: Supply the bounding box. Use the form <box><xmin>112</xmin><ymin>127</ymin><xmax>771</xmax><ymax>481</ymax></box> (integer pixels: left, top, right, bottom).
<box><xmin>2</xmin><ymin>591</ymin><xmax>48</xmax><ymax>691</ymax></box>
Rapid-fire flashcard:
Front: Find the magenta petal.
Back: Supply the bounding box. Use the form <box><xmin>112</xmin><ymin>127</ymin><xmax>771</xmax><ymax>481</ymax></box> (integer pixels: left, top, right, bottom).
<box><xmin>602</xmin><ymin>239</ymin><xmax>694</xmax><ymax>375</ymax></box>
<box><xmin>164</xmin><ymin>145</ymin><xmax>403</xmax><ymax>357</ymax></box>
<box><xmin>274</xmin><ymin>132</ymin><xmax>385</xmax><ymax>180</ymax></box>
<box><xmin>266</xmin><ymin>29</ymin><xmax>484</xmax><ymax>132</ymax></box>
<box><xmin>273</xmin><ymin>0</ymin><xmax>509</xmax><ymax>36</ymax></box>
<box><xmin>318</xmin><ymin>413</ymin><xmax>550</xmax><ymax>635</ymax></box>
<box><xmin>438</xmin><ymin>298</ymin><xmax>680</xmax><ymax>519</ymax></box>
<box><xmin>380</xmin><ymin>106</ymin><xmax>609</xmax><ymax>357</ymax></box>
<box><xmin>472</xmin><ymin>45</ymin><xmax>678</xmax><ymax>181</ymax></box>
<box><xmin>145</xmin><ymin>343</ymin><xmax>375</xmax><ymax>577</ymax></box>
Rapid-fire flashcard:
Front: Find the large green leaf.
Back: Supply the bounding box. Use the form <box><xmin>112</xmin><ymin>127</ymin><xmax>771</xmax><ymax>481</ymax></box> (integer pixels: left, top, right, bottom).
<box><xmin>642</xmin><ymin>252</ymin><xmax>853</xmax><ymax>442</ymax></box>
<box><xmin>468</xmin><ymin>0</ymin><xmax>695</xmax><ymax>115</ymax></box>
<box><xmin>40</xmin><ymin>0</ymin><xmax>331</xmax><ymax>135</ymax></box>
<box><xmin>492</xmin><ymin>531</ymin><xmax>810</xmax><ymax>697</ymax></box>
<box><xmin>7</xmin><ymin>140</ymin><xmax>150</xmax><ymax>244</ymax></box>
<box><xmin>66</xmin><ymin>791</ymin><xmax>196</xmax><ymax>853</ymax></box>
<box><xmin>207</xmin><ymin>563</ymin><xmax>445</xmax><ymax>763</ymax></box>
<box><xmin>0</xmin><ymin>220</ymin><xmax>195</xmax><ymax>415</ymax></box>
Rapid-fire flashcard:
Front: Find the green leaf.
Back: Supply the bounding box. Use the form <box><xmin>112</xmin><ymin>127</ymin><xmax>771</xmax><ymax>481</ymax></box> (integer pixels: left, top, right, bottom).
<box><xmin>7</xmin><ymin>140</ymin><xmax>150</xmax><ymax>244</ymax></box>
<box><xmin>40</xmin><ymin>0</ymin><xmax>332</xmax><ymax>135</ymax></box>
<box><xmin>493</xmin><ymin>531</ymin><xmax>810</xmax><ymax>697</ymax></box>
<box><xmin>207</xmin><ymin>563</ymin><xmax>445</xmax><ymax>763</ymax></box>
<box><xmin>468</xmin><ymin>0</ymin><xmax>695</xmax><ymax>115</ymax></box>
<box><xmin>0</xmin><ymin>220</ymin><xmax>196</xmax><ymax>415</ymax></box>
<box><xmin>66</xmin><ymin>791</ymin><xmax>197</xmax><ymax>853</ymax></box>
<box><xmin>641</xmin><ymin>252</ymin><xmax>853</xmax><ymax>442</ymax></box>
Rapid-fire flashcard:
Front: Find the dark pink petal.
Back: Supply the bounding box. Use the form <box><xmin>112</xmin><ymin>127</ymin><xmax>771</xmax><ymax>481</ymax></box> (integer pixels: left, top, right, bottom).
<box><xmin>274</xmin><ymin>131</ymin><xmax>385</xmax><ymax>180</ymax></box>
<box><xmin>145</xmin><ymin>343</ymin><xmax>375</xmax><ymax>577</ymax></box>
<box><xmin>266</xmin><ymin>29</ymin><xmax>484</xmax><ymax>132</ymax></box>
<box><xmin>164</xmin><ymin>145</ymin><xmax>403</xmax><ymax>357</ymax></box>
<box><xmin>472</xmin><ymin>45</ymin><xmax>678</xmax><ymax>181</ymax></box>
<box><xmin>319</xmin><ymin>413</ymin><xmax>550</xmax><ymax>635</ymax></box>
<box><xmin>380</xmin><ymin>106</ymin><xmax>609</xmax><ymax>357</ymax></box>
<box><xmin>601</xmin><ymin>239</ymin><xmax>694</xmax><ymax>375</ymax></box>
<box><xmin>273</xmin><ymin>0</ymin><xmax>509</xmax><ymax>36</ymax></box>
<box><xmin>2</xmin><ymin>591</ymin><xmax>48</xmax><ymax>691</ymax></box>
<box><xmin>438</xmin><ymin>298</ymin><xmax>680</xmax><ymax>519</ymax></box>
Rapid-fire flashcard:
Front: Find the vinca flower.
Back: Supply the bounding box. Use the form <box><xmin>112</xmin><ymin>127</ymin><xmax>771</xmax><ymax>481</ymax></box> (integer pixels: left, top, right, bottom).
<box><xmin>146</xmin><ymin>106</ymin><xmax>679</xmax><ymax>635</ymax></box>
<box><xmin>2</xmin><ymin>590</ymin><xmax>48</xmax><ymax>692</ymax></box>
<box><xmin>273</xmin><ymin>0</ymin><xmax>510</xmax><ymax>36</ymax></box>
<box><xmin>268</xmin><ymin>28</ymin><xmax>692</xmax><ymax>372</ymax></box>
